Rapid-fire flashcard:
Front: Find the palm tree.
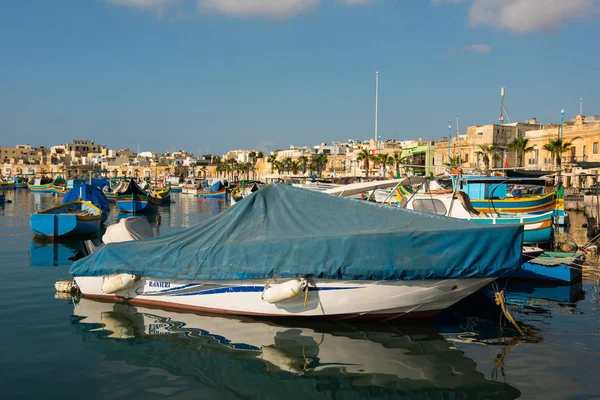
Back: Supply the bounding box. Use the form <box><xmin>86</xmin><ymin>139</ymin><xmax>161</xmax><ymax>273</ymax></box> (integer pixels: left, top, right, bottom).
<box><xmin>508</xmin><ymin>138</ymin><xmax>535</xmax><ymax>168</ymax></box>
<box><xmin>312</xmin><ymin>153</ymin><xmax>328</xmax><ymax>177</ymax></box>
<box><xmin>257</xmin><ymin>151</ymin><xmax>264</xmax><ymax>160</ymax></box>
<box><xmin>356</xmin><ymin>148</ymin><xmax>372</xmax><ymax>177</ymax></box>
<box><xmin>376</xmin><ymin>154</ymin><xmax>394</xmax><ymax>177</ymax></box>
<box><xmin>298</xmin><ymin>156</ymin><xmax>309</xmax><ymax>174</ymax></box>
<box><xmin>272</xmin><ymin>160</ymin><xmax>282</xmax><ymax>175</ymax></box>
<box><xmin>543</xmin><ymin>137</ymin><xmax>581</xmax><ymax>169</ymax></box>
<box><xmin>443</xmin><ymin>155</ymin><xmax>462</xmax><ymax>168</ymax></box>
<box><xmin>267</xmin><ymin>155</ymin><xmax>277</xmax><ymax>174</ymax></box>
<box><xmin>212</xmin><ymin>156</ymin><xmax>221</xmax><ymax>165</ymax></box>
<box><xmin>281</xmin><ymin>157</ymin><xmax>293</xmax><ymax>175</ymax></box>
<box><xmin>476</xmin><ymin>145</ymin><xmax>500</xmax><ymax>171</ymax></box>
<box><xmin>121</xmin><ymin>169</ymin><xmax>127</xmax><ymax>178</ymax></box>
<box><xmin>392</xmin><ymin>152</ymin><xmax>410</xmax><ymax>177</ymax></box>
<box><xmin>248</xmin><ymin>151</ymin><xmax>257</xmax><ymax>179</ymax></box>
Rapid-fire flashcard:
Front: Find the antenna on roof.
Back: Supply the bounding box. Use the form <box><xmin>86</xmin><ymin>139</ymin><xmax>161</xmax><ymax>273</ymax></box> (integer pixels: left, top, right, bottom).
<box><xmin>499</xmin><ymin>87</ymin><xmax>511</xmax><ymax>124</ymax></box>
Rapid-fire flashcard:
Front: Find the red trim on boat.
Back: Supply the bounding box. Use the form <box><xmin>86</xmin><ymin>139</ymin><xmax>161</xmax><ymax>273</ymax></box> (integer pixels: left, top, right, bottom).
<box><xmin>81</xmin><ymin>293</ymin><xmax>441</xmax><ymax>320</ymax></box>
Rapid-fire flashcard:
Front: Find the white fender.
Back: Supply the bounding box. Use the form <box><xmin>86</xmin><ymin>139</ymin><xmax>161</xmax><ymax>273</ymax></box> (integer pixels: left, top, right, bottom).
<box><xmin>261</xmin><ymin>279</ymin><xmax>307</xmax><ymax>304</ymax></box>
<box><xmin>260</xmin><ymin>346</ymin><xmax>306</xmax><ymax>374</ymax></box>
<box><xmin>101</xmin><ymin>274</ymin><xmax>138</xmax><ymax>294</ymax></box>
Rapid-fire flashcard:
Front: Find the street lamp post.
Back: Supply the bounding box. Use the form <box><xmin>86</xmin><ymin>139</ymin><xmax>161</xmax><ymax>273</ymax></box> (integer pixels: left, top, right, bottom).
<box><xmin>333</xmin><ymin>142</ymin><xmax>337</xmax><ymax>179</ymax></box>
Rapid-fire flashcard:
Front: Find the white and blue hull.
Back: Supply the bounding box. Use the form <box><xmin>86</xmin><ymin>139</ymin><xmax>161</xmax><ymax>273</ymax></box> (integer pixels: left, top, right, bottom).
<box><xmin>74</xmin><ymin>276</ymin><xmax>494</xmax><ymax>319</ymax></box>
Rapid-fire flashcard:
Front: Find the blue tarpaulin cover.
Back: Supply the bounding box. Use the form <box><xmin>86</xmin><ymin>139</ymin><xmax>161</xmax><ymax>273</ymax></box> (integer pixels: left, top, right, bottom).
<box><xmin>63</xmin><ymin>184</ymin><xmax>110</xmax><ymax>216</ymax></box>
<box><xmin>209</xmin><ymin>181</ymin><xmax>224</xmax><ymax>192</ymax></box>
<box><xmin>91</xmin><ymin>178</ymin><xmax>111</xmax><ymax>190</ymax></box>
<box><xmin>70</xmin><ymin>184</ymin><xmax>524</xmax><ymax>281</ymax></box>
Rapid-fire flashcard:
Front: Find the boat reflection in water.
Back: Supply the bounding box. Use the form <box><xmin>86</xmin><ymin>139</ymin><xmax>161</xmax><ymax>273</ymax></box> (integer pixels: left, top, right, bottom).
<box><xmin>29</xmin><ymin>237</ymin><xmax>84</xmax><ymax>267</ymax></box>
<box><xmin>72</xmin><ymin>298</ymin><xmax>520</xmax><ymax>398</ymax></box>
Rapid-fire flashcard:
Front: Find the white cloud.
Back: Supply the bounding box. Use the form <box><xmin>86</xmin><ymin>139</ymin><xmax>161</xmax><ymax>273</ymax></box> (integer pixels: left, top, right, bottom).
<box><xmin>106</xmin><ymin>0</ymin><xmax>380</xmax><ymax>18</ymax></box>
<box><xmin>433</xmin><ymin>0</ymin><xmax>600</xmax><ymax>33</ymax></box>
<box><xmin>197</xmin><ymin>0</ymin><xmax>319</xmax><ymax>18</ymax></box>
<box><xmin>463</xmin><ymin>43</ymin><xmax>491</xmax><ymax>53</ymax></box>
<box><xmin>338</xmin><ymin>0</ymin><xmax>378</xmax><ymax>5</ymax></box>
<box><xmin>469</xmin><ymin>0</ymin><xmax>599</xmax><ymax>33</ymax></box>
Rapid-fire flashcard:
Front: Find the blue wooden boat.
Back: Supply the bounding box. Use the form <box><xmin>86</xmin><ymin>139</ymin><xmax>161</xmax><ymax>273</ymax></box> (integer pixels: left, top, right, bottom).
<box><xmin>479</xmin><ymin>279</ymin><xmax>583</xmax><ymax>310</ymax></box>
<box><xmin>51</xmin><ymin>177</ymin><xmax>68</xmax><ymax>194</ymax></box>
<box><xmin>28</xmin><ymin>178</ymin><xmax>55</xmax><ymax>193</ymax></box>
<box><xmin>116</xmin><ymin>179</ymin><xmax>161</xmax><ymax>214</ymax></box>
<box><xmin>30</xmin><ymin>200</ymin><xmax>102</xmax><ymax>238</ymax></box>
<box><xmin>453</xmin><ymin>176</ymin><xmax>562</xmax><ymax>219</ymax></box>
<box><xmin>63</xmin><ymin>184</ymin><xmax>110</xmax><ymax>223</ymax></box>
<box><xmin>198</xmin><ymin>180</ymin><xmax>227</xmax><ymax>199</ymax></box>
<box><xmin>514</xmin><ymin>251</ymin><xmax>584</xmax><ymax>284</ymax></box>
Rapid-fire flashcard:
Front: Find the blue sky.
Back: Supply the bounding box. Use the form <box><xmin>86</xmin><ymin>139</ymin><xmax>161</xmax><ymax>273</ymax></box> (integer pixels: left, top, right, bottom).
<box><xmin>1</xmin><ymin>0</ymin><xmax>599</xmax><ymax>155</ymax></box>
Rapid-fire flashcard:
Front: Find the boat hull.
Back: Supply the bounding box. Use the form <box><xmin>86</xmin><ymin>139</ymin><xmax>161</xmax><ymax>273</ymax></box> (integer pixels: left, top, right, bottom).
<box><xmin>116</xmin><ymin>198</ymin><xmax>158</xmax><ymax>213</ymax></box>
<box><xmin>30</xmin><ymin>201</ymin><xmax>102</xmax><ymax>238</ymax></box>
<box><xmin>198</xmin><ymin>190</ymin><xmax>227</xmax><ymax>199</ymax></box>
<box><xmin>471</xmin><ymin>192</ymin><xmax>556</xmax><ymax>214</ymax></box>
<box><xmin>467</xmin><ymin>211</ymin><xmax>554</xmax><ymax>244</ymax></box>
<box><xmin>513</xmin><ymin>252</ymin><xmax>584</xmax><ymax>284</ymax></box>
<box><xmin>0</xmin><ymin>182</ymin><xmax>16</xmax><ymax>190</ymax></box>
<box><xmin>29</xmin><ymin>183</ymin><xmax>55</xmax><ymax>193</ymax></box>
<box><xmin>74</xmin><ymin>277</ymin><xmax>495</xmax><ymax>319</ymax></box>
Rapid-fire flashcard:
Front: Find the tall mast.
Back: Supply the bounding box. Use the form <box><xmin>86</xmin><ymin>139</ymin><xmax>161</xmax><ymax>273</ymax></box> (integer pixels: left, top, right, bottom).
<box><xmin>375</xmin><ymin>71</ymin><xmax>379</xmax><ymax>148</ymax></box>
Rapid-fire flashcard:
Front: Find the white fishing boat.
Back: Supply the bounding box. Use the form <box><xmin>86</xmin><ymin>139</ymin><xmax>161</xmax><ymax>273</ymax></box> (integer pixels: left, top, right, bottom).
<box><xmin>67</xmin><ymin>184</ymin><xmax>524</xmax><ymax>320</ymax></box>
<box><xmin>181</xmin><ymin>179</ymin><xmax>201</xmax><ymax>195</ymax></box>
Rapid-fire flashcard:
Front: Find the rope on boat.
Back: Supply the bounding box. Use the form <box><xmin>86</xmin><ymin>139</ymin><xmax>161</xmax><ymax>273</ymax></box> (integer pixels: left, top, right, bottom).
<box><xmin>494</xmin><ymin>289</ymin><xmax>526</xmax><ymax>336</ymax></box>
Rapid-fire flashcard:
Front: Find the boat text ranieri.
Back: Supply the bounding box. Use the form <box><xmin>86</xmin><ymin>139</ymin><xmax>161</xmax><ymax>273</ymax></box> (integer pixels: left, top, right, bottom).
<box><xmin>68</xmin><ymin>184</ymin><xmax>524</xmax><ymax>319</ymax></box>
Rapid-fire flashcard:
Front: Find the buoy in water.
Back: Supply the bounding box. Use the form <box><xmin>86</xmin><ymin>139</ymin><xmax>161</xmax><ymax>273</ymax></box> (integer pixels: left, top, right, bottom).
<box><xmin>261</xmin><ymin>279</ymin><xmax>308</xmax><ymax>304</ymax></box>
<box><xmin>101</xmin><ymin>274</ymin><xmax>138</xmax><ymax>294</ymax></box>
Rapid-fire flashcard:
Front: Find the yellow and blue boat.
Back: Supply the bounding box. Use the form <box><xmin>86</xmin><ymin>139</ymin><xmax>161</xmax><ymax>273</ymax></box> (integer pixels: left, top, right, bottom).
<box><xmin>116</xmin><ymin>179</ymin><xmax>161</xmax><ymax>213</ymax></box>
<box><xmin>30</xmin><ymin>200</ymin><xmax>102</xmax><ymax>238</ymax></box>
<box><xmin>453</xmin><ymin>176</ymin><xmax>567</xmax><ymax>225</ymax></box>
<box><xmin>28</xmin><ymin>178</ymin><xmax>55</xmax><ymax>193</ymax></box>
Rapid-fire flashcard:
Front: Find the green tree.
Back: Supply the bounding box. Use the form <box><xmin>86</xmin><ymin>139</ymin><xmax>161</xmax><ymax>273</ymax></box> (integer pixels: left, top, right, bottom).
<box><xmin>356</xmin><ymin>148</ymin><xmax>373</xmax><ymax>177</ymax></box>
<box><xmin>443</xmin><ymin>155</ymin><xmax>462</xmax><ymax>168</ymax></box>
<box><xmin>267</xmin><ymin>154</ymin><xmax>277</xmax><ymax>174</ymax></box>
<box><xmin>312</xmin><ymin>153</ymin><xmax>328</xmax><ymax>177</ymax></box>
<box><xmin>476</xmin><ymin>145</ymin><xmax>500</xmax><ymax>171</ymax></box>
<box><xmin>248</xmin><ymin>151</ymin><xmax>257</xmax><ymax>179</ymax></box>
<box><xmin>508</xmin><ymin>137</ymin><xmax>535</xmax><ymax>168</ymax></box>
<box><xmin>543</xmin><ymin>137</ymin><xmax>581</xmax><ymax>169</ymax></box>
<box><xmin>392</xmin><ymin>152</ymin><xmax>410</xmax><ymax>177</ymax></box>
<box><xmin>298</xmin><ymin>156</ymin><xmax>309</xmax><ymax>174</ymax></box>
<box><xmin>256</xmin><ymin>151</ymin><xmax>264</xmax><ymax>159</ymax></box>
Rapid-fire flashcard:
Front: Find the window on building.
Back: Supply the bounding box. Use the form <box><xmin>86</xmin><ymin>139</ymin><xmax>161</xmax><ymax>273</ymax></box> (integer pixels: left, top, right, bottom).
<box><xmin>594</xmin><ymin>142</ymin><xmax>599</xmax><ymax>155</ymax></box>
<box><xmin>464</xmin><ymin>154</ymin><xmax>468</xmax><ymax>163</ymax></box>
<box><xmin>412</xmin><ymin>199</ymin><xmax>447</xmax><ymax>216</ymax></box>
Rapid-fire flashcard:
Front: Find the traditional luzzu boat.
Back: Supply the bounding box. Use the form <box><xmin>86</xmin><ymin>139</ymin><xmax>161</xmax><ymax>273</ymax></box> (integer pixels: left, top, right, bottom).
<box><xmin>68</xmin><ymin>184</ymin><xmax>524</xmax><ymax>319</ymax></box>
<box><xmin>11</xmin><ymin>176</ymin><xmax>30</xmax><ymax>189</ymax></box>
<box><xmin>30</xmin><ymin>200</ymin><xmax>102</xmax><ymax>238</ymax></box>
<box><xmin>28</xmin><ymin>177</ymin><xmax>55</xmax><ymax>193</ymax></box>
<box><xmin>452</xmin><ymin>176</ymin><xmax>567</xmax><ymax>224</ymax></box>
<box><xmin>51</xmin><ymin>177</ymin><xmax>68</xmax><ymax>194</ymax></box>
<box><xmin>154</xmin><ymin>187</ymin><xmax>172</xmax><ymax>204</ymax></box>
<box><xmin>62</xmin><ymin>184</ymin><xmax>110</xmax><ymax>223</ymax></box>
<box><xmin>115</xmin><ymin>179</ymin><xmax>161</xmax><ymax>214</ymax></box>
<box><xmin>400</xmin><ymin>191</ymin><xmax>554</xmax><ymax>244</ymax></box>
<box><xmin>198</xmin><ymin>180</ymin><xmax>228</xmax><ymax>199</ymax></box>
<box><xmin>0</xmin><ymin>179</ymin><xmax>16</xmax><ymax>190</ymax></box>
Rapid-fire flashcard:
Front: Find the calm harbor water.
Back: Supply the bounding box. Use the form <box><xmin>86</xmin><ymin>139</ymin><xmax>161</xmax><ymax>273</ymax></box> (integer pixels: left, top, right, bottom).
<box><xmin>1</xmin><ymin>189</ymin><xmax>600</xmax><ymax>399</ymax></box>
